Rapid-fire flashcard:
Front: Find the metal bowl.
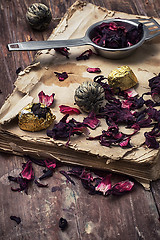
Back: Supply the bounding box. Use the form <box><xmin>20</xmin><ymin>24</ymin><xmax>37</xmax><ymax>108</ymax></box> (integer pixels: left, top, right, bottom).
<box><xmin>85</xmin><ymin>18</ymin><xmax>160</xmax><ymax>59</ymax></box>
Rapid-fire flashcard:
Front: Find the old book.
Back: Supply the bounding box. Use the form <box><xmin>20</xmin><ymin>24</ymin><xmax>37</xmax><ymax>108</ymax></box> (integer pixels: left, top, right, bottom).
<box><xmin>0</xmin><ymin>1</ymin><xmax>160</xmax><ymax>189</ymax></box>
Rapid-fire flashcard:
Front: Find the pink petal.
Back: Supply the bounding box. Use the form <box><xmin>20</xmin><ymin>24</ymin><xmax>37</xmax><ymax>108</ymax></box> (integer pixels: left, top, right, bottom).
<box><xmin>44</xmin><ymin>159</ymin><xmax>56</xmax><ymax>169</ymax></box>
<box><xmin>59</xmin><ymin>105</ymin><xmax>81</xmax><ymax>115</ymax></box>
<box><xmin>54</xmin><ymin>72</ymin><xmax>68</xmax><ymax>81</ymax></box>
<box><xmin>95</xmin><ymin>174</ymin><xmax>112</xmax><ymax>195</ymax></box>
<box><xmin>38</xmin><ymin>91</ymin><xmax>55</xmax><ymax>107</ymax></box>
<box><xmin>87</xmin><ymin>67</ymin><xmax>101</xmax><ymax>73</ymax></box>
<box><xmin>124</xmin><ymin>88</ymin><xmax>138</xmax><ymax>98</ymax></box>
<box><xmin>21</xmin><ymin>161</ymin><xmax>34</xmax><ymax>181</ymax></box>
<box><xmin>83</xmin><ymin>112</ymin><xmax>100</xmax><ymax>129</ymax></box>
<box><xmin>119</xmin><ymin>137</ymin><xmax>132</xmax><ymax>148</ymax></box>
<box><xmin>110</xmin><ymin>180</ymin><xmax>134</xmax><ymax>195</ymax></box>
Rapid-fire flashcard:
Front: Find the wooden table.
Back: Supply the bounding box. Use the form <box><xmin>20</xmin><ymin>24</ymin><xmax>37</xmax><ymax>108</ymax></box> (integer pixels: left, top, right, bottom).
<box><xmin>0</xmin><ymin>1</ymin><xmax>160</xmax><ymax>239</ymax></box>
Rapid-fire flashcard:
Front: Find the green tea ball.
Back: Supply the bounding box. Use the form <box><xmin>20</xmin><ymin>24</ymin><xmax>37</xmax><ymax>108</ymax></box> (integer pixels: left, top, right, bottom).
<box><xmin>26</xmin><ymin>3</ymin><xmax>52</xmax><ymax>31</ymax></box>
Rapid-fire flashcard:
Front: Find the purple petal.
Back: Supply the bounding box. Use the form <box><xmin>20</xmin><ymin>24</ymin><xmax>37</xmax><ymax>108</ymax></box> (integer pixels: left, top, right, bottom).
<box><xmin>35</xmin><ymin>179</ymin><xmax>48</xmax><ymax>188</ymax></box>
<box><xmin>83</xmin><ymin>112</ymin><xmax>100</xmax><ymax>129</ymax></box>
<box><xmin>54</xmin><ymin>72</ymin><xmax>68</xmax><ymax>81</ymax></box>
<box><xmin>108</xmin><ymin>180</ymin><xmax>134</xmax><ymax>195</ymax></box>
<box><xmin>60</xmin><ymin>170</ymin><xmax>75</xmax><ymax>185</ymax></box>
<box><xmin>95</xmin><ymin>175</ymin><xmax>112</xmax><ymax>195</ymax></box>
<box><xmin>87</xmin><ymin>67</ymin><xmax>101</xmax><ymax>73</ymax></box>
<box><xmin>10</xmin><ymin>216</ymin><xmax>21</xmax><ymax>224</ymax></box>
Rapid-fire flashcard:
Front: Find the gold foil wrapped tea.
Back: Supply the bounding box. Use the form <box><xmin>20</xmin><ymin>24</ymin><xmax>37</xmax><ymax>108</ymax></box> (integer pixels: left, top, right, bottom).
<box><xmin>18</xmin><ymin>103</ymin><xmax>56</xmax><ymax>132</ymax></box>
<box><xmin>108</xmin><ymin>66</ymin><xmax>138</xmax><ymax>91</ymax></box>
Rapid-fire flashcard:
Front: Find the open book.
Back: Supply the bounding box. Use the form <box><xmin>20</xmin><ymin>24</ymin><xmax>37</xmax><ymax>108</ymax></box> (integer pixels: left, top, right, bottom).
<box><xmin>0</xmin><ymin>1</ymin><xmax>160</xmax><ymax>189</ymax></box>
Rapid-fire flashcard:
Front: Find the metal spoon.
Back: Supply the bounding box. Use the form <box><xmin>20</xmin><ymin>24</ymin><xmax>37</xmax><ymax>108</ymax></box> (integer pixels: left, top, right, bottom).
<box><xmin>7</xmin><ymin>18</ymin><xmax>160</xmax><ymax>59</ymax></box>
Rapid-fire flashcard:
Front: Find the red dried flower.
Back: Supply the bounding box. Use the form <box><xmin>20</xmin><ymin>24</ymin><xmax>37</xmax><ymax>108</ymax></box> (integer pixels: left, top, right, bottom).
<box><xmin>54</xmin><ymin>72</ymin><xmax>68</xmax><ymax>81</ymax></box>
<box><xmin>38</xmin><ymin>91</ymin><xmax>55</xmax><ymax>107</ymax></box>
<box><xmin>59</xmin><ymin>105</ymin><xmax>81</xmax><ymax>115</ymax></box>
<box><xmin>87</xmin><ymin>67</ymin><xmax>101</xmax><ymax>73</ymax></box>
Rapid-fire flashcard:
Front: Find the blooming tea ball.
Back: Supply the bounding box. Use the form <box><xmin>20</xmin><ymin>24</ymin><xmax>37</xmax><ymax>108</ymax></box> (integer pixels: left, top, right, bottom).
<box><xmin>74</xmin><ymin>81</ymin><xmax>105</xmax><ymax>113</ymax></box>
<box><xmin>26</xmin><ymin>3</ymin><xmax>52</xmax><ymax>31</ymax></box>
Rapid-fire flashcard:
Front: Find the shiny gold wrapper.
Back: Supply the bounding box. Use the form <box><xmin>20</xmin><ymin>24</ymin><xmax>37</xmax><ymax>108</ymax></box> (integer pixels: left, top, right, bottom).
<box><xmin>108</xmin><ymin>66</ymin><xmax>138</xmax><ymax>91</ymax></box>
<box><xmin>18</xmin><ymin>103</ymin><xmax>56</xmax><ymax>132</ymax></box>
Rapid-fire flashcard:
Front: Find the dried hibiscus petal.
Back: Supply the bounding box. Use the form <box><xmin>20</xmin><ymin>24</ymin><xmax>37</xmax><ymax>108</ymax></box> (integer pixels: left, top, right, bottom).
<box><xmin>87</xmin><ymin>67</ymin><xmax>101</xmax><ymax>73</ymax></box>
<box><xmin>8</xmin><ymin>176</ymin><xmax>29</xmax><ymax>194</ymax></box>
<box><xmin>35</xmin><ymin>179</ymin><xmax>48</xmax><ymax>188</ymax></box>
<box><xmin>44</xmin><ymin>159</ymin><xmax>56</xmax><ymax>169</ymax></box>
<box><xmin>144</xmin><ymin>132</ymin><xmax>159</xmax><ymax>149</ymax></box>
<box><xmin>92</xmin><ymin>21</ymin><xmax>143</xmax><ymax>49</ymax></box>
<box><xmin>59</xmin><ymin>170</ymin><xmax>75</xmax><ymax>185</ymax></box>
<box><xmin>54</xmin><ymin>47</ymin><xmax>70</xmax><ymax>58</ymax></box>
<box><xmin>148</xmin><ymin>73</ymin><xmax>160</xmax><ymax>103</ymax></box>
<box><xmin>39</xmin><ymin>169</ymin><xmax>54</xmax><ymax>180</ymax></box>
<box><xmin>38</xmin><ymin>91</ymin><xmax>55</xmax><ymax>107</ymax></box>
<box><xmin>54</xmin><ymin>72</ymin><xmax>68</xmax><ymax>81</ymax></box>
<box><xmin>107</xmin><ymin>180</ymin><xmax>134</xmax><ymax>195</ymax></box>
<box><xmin>59</xmin><ymin>105</ymin><xmax>81</xmax><ymax>115</ymax></box>
<box><xmin>59</xmin><ymin>217</ymin><xmax>68</xmax><ymax>231</ymax></box>
<box><xmin>83</xmin><ymin>111</ymin><xmax>100</xmax><ymax>130</ymax></box>
<box><xmin>10</xmin><ymin>216</ymin><xmax>21</xmax><ymax>224</ymax></box>
<box><xmin>76</xmin><ymin>49</ymin><xmax>93</xmax><ymax>61</ymax></box>
<box><xmin>21</xmin><ymin>160</ymin><xmax>34</xmax><ymax>181</ymax></box>
<box><xmin>95</xmin><ymin>175</ymin><xmax>112</xmax><ymax>195</ymax></box>
<box><xmin>47</xmin><ymin>114</ymin><xmax>89</xmax><ymax>144</ymax></box>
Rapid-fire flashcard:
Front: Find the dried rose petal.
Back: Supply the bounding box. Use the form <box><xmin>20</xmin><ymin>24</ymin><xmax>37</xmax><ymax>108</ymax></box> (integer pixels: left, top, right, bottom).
<box><xmin>21</xmin><ymin>161</ymin><xmax>34</xmax><ymax>181</ymax></box>
<box><xmin>124</xmin><ymin>88</ymin><xmax>138</xmax><ymax>98</ymax></box>
<box><xmin>10</xmin><ymin>216</ymin><xmax>21</xmax><ymax>224</ymax></box>
<box><xmin>8</xmin><ymin>176</ymin><xmax>29</xmax><ymax>194</ymax></box>
<box><xmin>76</xmin><ymin>49</ymin><xmax>93</xmax><ymax>61</ymax></box>
<box><xmin>144</xmin><ymin>132</ymin><xmax>159</xmax><ymax>149</ymax></box>
<box><xmin>95</xmin><ymin>175</ymin><xmax>112</xmax><ymax>195</ymax></box>
<box><xmin>87</xmin><ymin>67</ymin><xmax>101</xmax><ymax>73</ymax></box>
<box><xmin>34</xmin><ymin>179</ymin><xmax>48</xmax><ymax>188</ymax></box>
<box><xmin>107</xmin><ymin>180</ymin><xmax>134</xmax><ymax>195</ymax></box>
<box><xmin>83</xmin><ymin>112</ymin><xmax>100</xmax><ymax>130</ymax></box>
<box><xmin>54</xmin><ymin>47</ymin><xmax>70</xmax><ymax>58</ymax></box>
<box><xmin>39</xmin><ymin>169</ymin><xmax>54</xmax><ymax>180</ymax></box>
<box><xmin>60</xmin><ymin>170</ymin><xmax>75</xmax><ymax>185</ymax></box>
<box><xmin>44</xmin><ymin>159</ymin><xmax>56</xmax><ymax>169</ymax></box>
<box><xmin>47</xmin><ymin>114</ymin><xmax>89</xmax><ymax>145</ymax></box>
<box><xmin>54</xmin><ymin>72</ymin><xmax>68</xmax><ymax>81</ymax></box>
<box><xmin>119</xmin><ymin>137</ymin><xmax>132</xmax><ymax>148</ymax></box>
<box><xmin>59</xmin><ymin>105</ymin><xmax>81</xmax><ymax>115</ymax></box>
<box><xmin>38</xmin><ymin>91</ymin><xmax>55</xmax><ymax>107</ymax></box>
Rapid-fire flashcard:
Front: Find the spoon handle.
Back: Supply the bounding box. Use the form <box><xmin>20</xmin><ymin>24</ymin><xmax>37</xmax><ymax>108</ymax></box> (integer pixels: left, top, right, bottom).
<box><xmin>7</xmin><ymin>37</ymin><xmax>89</xmax><ymax>51</ymax></box>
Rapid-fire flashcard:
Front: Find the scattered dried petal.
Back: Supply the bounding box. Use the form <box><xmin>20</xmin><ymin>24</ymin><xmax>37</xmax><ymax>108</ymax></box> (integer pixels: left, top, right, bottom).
<box><xmin>39</xmin><ymin>169</ymin><xmax>54</xmax><ymax>180</ymax></box>
<box><xmin>44</xmin><ymin>159</ymin><xmax>56</xmax><ymax>169</ymax></box>
<box><xmin>35</xmin><ymin>179</ymin><xmax>48</xmax><ymax>188</ymax></box>
<box><xmin>54</xmin><ymin>72</ymin><xmax>68</xmax><ymax>81</ymax></box>
<box><xmin>60</xmin><ymin>170</ymin><xmax>75</xmax><ymax>185</ymax></box>
<box><xmin>76</xmin><ymin>49</ymin><xmax>93</xmax><ymax>61</ymax></box>
<box><xmin>38</xmin><ymin>91</ymin><xmax>55</xmax><ymax>107</ymax></box>
<box><xmin>10</xmin><ymin>216</ymin><xmax>21</xmax><ymax>224</ymax></box>
<box><xmin>59</xmin><ymin>217</ymin><xmax>68</xmax><ymax>230</ymax></box>
<box><xmin>83</xmin><ymin>111</ymin><xmax>100</xmax><ymax>129</ymax></box>
<box><xmin>107</xmin><ymin>180</ymin><xmax>134</xmax><ymax>195</ymax></box>
<box><xmin>54</xmin><ymin>47</ymin><xmax>70</xmax><ymax>58</ymax></box>
<box><xmin>59</xmin><ymin>105</ymin><xmax>81</xmax><ymax>115</ymax></box>
<box><xmin>95</xmin><ymin>175</ymin><xmax>112</xmax><ymax>195</ymax></box>
<box><xmin>87</xmin><ymin>67</ymin><xmax>101</xmax><ymax>73</ymax></box>
<box><xmin>21</xmin><ymin>161</ymin><xmax>34</xmax><ymax>181</ymax></box>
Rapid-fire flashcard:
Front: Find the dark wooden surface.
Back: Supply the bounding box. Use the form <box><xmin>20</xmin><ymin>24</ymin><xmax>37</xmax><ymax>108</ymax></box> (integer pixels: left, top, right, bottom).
<box><xmin>1</xmin><ymin>1</ymin><xmax>160</xmax><ymax>239</ymax></box>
